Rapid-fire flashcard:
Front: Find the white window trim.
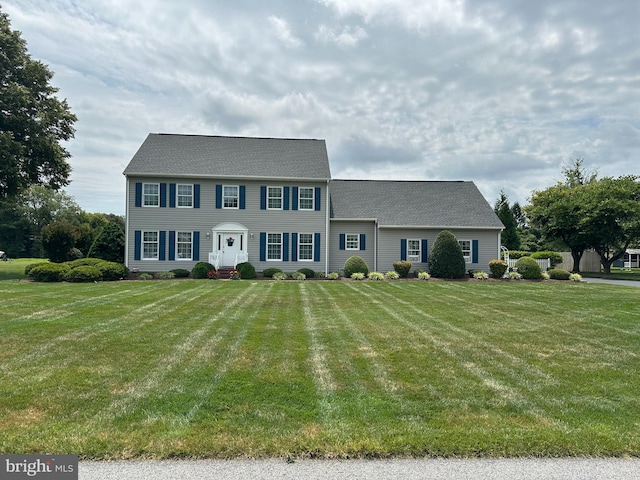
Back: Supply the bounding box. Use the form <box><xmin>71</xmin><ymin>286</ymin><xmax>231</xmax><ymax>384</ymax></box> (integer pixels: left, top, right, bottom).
<box><xmin>459</xmin><ymin>239</ymin><xmax>472</xmax><ymax>263</ymax></box>
<box><xmin>345</xmin><ymin>233</ymin><xmax>360</xmax><ymax>250</ymax></box>
<box><xmin>298</xmin><ymin>233</ymin><xmax>314</xmax><ymax>262</ymax></box>
<box><xmin>143</xmin><ymin>183</ymin><xmax>160</xmax><ymax>208</ymax></box>
<box><xmin>267</xmin><ymin>232</ymin><xmax>283</xmax><ymax>261</ymax></box>
<box><xmin>142</xmin><ymin>230</ymin><xmax>159</xmax><ymax>260</ymax></box>
<box><xmin>177</xmin><ymin>184</ymin><xmax>193</xmax><ymax>208</ymax></box>
<box><xmin>176</xmin><ymin>231</ymin><xmax>193</xmax><ymax>261</ymax></box>
<box><xmin>267</xmin><ymin>186</ymin><xmax>283</xmax><ymax>210</ymax></box>
<box><xmin>223</xmin><ymin>185</ymin><xmax>239</xmax><ymax>209</ymax></box>
<box><xmin>407</xmin><ymin>239</ymin><xmax>421</xmax><ymax>262</ymax></box>
<box><xmin>298</xmin><ymin>187</ymin><xmax>314</xmax><ymax>211</ymax></box>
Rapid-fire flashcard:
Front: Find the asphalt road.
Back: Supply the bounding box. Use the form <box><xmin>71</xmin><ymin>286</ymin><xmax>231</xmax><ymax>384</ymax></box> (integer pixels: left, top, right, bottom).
<box><xmin>581</xmin><ymin>277</ymin><xmax>640</xmax><ymax>288</ymax></box>
<box><xmin>79</xmin><ymin>458</ymin><xmax>640</xmax><ymax>480</ymax></box>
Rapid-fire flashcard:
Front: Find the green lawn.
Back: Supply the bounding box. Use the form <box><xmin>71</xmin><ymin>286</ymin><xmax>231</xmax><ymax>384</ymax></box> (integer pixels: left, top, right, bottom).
<box><xmin>0</xmin><ymin>258</ymin><xmax>47</xmax><ymax>281</ymax></box>
<box><xmin>1</xmin><ymin>279</ymin><xmax>638</xmax><ymax>459</ymax></box>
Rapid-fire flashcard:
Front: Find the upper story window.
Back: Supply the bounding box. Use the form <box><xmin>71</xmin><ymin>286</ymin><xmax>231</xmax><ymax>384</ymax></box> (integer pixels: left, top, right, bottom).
<box><xmin>223</xmin><ymin>185</ymin><xmax>239</xmax><ymax>208</ymax></box>
<box><xmin>143</xmin><ymin>183</ymin><xmax>159</xmax><ymax>207</ymax></box>
<box><xmin>299</xmin><ymin>187</ymin><xmax>314</xmax><ymax>210</ymax></box>
<box><xmin>177</xmin><ymin>184</ymin><xmax>193</xmax><ymax>207</ymax></box>
<box><xmin>142</xmin><ymin>231</ymin><xmax>159</xmax><ymax>259</ymax></box>
<box><xmin>459</xmin><ymin>240</ymin><xmax>471</xmax><ymax>263</ymax></box>
<box><xmin>346</xmin><ymin>233</ymin><xmax>360</xmax><ymax>250</ymax></box>
<box><xmin>407</xmin><ymin>239</ymin><xmax>421</xmax><ymax>261</ymax></box>
<box><xmin>268</xmin><ymin>186</ymin><xmax>283</xmax><ymax>209</ymax></box>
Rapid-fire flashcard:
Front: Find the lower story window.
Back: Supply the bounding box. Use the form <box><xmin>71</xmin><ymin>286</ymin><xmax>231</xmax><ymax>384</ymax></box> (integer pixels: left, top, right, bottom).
<box><xmin>177</xmin><ymin>231</ymin><xmax>192</xmax><ymax>260</ymax></box>
<box><xmin>298</xmin><ymin>233</ymin><xmax>313</xmax><ymax>261</ymax></box>
<box><xmin>267</xmin><ymin>233</ymin><xmax>282</xmax><ymax>260</ymax></box>
<box><xmin>459</xmin><ymin>240</ymin><xmax>471</xmax><ymax>263</ymax></box>
<box><xmin>346</xmin><ymin>233</ymin><xmax>360</xmax><ymax>250</ymax></box>
<box><xmin>407</xmin><ymin>239</ymin><xmax>421</xmax><ymax>261</ymax></box>
<box><xmin>143</xmin><ymin>231</ymin><xmax>158</xmax><ymax>260</ymax></box>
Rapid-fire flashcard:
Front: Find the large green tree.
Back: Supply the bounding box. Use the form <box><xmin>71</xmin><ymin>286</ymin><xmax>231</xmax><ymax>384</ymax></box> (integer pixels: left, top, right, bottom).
<box><xmin>0</xmin><ymin>7</ymin><xmax>77</xmax><ymax>200</ymax></box>
<box><xmin>494</xmin><ymin>191</ymin><xmax>520</xmax><ymax>251</ymax></box>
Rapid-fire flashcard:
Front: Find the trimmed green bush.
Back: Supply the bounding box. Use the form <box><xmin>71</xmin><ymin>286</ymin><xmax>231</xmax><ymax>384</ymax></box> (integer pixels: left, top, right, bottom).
<box><xmin>28</xmin><ymin>263</ymin><xmax>71</xmax><ymax>282</ymax></box>
<box><xmin>236</xmin><ymin>262</ymin><xmax>257</xmax><ymax>279</ymax></box>
<box><xmin>344</xmin><ymin>256</ymin><xmax>369</xmax><ymax>277</ymax></box>
<box><xmin>548</xmin><ymin>268</ymin><xmax>571</xmax><ymax>280</ymax></box>
<box><xmin>65</xmin><ymin>266</ymin><xmax>102</xmax><ymax>283</ymax></box>
<box><xmin>514</xmin><ymin>256</ymin><xmax>542</xmax><ymax>280</ymax></box>
<box><xmin>154</xmin><ymin>271</ymin><xmax>175</xmax><ymax>280</ymax></box>
<box><xmin>489</xmin><ymin>259</ymin><xmax>508</xmax><ymax>278</ymax></box>
<box><xmin>393</xmin><ymin>260</ymin><xmax>412</xmax><ymax>278</ymax></box>
<box><xmin>192</xmin><ymin>262</ymin><xmax>215</xmax><ymax>279</ymax></box>
<box><xmin>95</xmin><ymin>261</ymin><xmax>129</xmax><ymax>281</ymax></box>
<box><xmin>327</xmin><ymin>272</ymin><xmax>339</xmax><ymax>280</ymax></box>
<box><xmin>170</xmin><ymin>269</ymin><xmax>190</xmax><ymax>278</ymax></box>
<box><xmin>428</xmin><ymin>230</ymin><xmax>466</xmax><ymax>279</ymax></box>
<box><xmin>263</xmin><ymin>267</ymin><xmax>283</xmax><ymax>278</ymax></box>
<box><xmin>296</xmin><ymin>267</ymin><xmax>315</xmax><ymax>279</ymax></box>
<box><xmin>138</xmin><ymin>273</ymin><xmax>153</xmax><ymax>280</ymax></box>
<box><xmin>24</xmin><ymin>262</ymin><xmax>48</xmax><ymax>276</ymax></box>
<box><xmin>66</xmin><ymin>258</ymin><xmax>104</xmax><ymax>268</ymax></box>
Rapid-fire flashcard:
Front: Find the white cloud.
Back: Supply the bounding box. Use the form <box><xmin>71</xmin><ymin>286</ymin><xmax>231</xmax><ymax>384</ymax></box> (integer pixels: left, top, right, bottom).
<box><xmin>315</xmin><ymin>24</ymin><xmax>368</xmax><ymax>48</ymax></box>
<box><xmin>267</xmin><ymin>15</ymin><xmax>304</xmax><ymax>48</ymax></box>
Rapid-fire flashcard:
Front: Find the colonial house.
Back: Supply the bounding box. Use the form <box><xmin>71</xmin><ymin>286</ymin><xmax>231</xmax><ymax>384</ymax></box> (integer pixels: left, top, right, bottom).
<box><xmin>123</xmin><ymin>134</ymin><xmax>504</xmax><ymax>275</ymax></box>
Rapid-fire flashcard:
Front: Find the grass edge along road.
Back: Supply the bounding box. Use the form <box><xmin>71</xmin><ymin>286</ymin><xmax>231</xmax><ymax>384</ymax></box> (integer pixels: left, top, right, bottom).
<box><xmin>0</xmin><ymin>279</ymin><xmax>639</xmax><ymax>459</ymax></box>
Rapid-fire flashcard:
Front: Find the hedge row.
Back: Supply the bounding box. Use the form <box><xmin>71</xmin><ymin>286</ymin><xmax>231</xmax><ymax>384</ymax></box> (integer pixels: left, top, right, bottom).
<box><xmin>26</xmin><ymin>259</ymin><xmax>129</xmax><ymax>283</ymax></box>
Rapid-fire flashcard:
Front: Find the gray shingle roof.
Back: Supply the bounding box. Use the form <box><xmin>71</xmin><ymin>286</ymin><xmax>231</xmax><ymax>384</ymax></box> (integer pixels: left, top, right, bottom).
<box><xmin>123</xmin><ymin>133</ymin><xmax>331</xmax><ymax>180</ymax></box>
<box><xmin>330</xmin><ymin>179</ymin><xmax>504</xmax><ymax>228</ymax></box>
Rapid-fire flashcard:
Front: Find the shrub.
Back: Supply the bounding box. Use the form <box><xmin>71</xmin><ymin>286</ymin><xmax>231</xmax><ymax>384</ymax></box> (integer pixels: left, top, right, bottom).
<box><xmin>170</xmin><ymin>268</ymin><xmax>190</xmax><ymax>278</ymax></box>
<box><xmin>489</xmin><ymin>259</ymin><xmax>508</xmax><ymax>278</ymax></box>
<box><xmin>68</xmin><ymin>247</ymin><xmax>84</xmax><ymax>260</ymax></box>
<box><xmin>514</xmin><ymin>256</ymin><xmax>542</xmax><ymax>279</ymax></box>
<box><xmin>393</xmin><ymin>260</ymin><xmax>412</xmax><ymax>278</ymax></box>
<box><xmin>548</xmin><ymin>268</ymin><xmax>571</xmax><ymax>280</ymax></box>
<box><xmin>428</xmin><ymin>230</ymin><xmax>466</xmax><ymax>279</ymax></box>
<box><xmin>570</xmin><ymin>273</ymin><xmax>583</xmax><ymax>282</ymax></box>
<box><xmin>509</xmin><ymin>272</ymin><xmax>523</xmax><ymax>280</ymax></box>
<box><xmin>263</xmin><ymin>267</ymin><xmax>283</xmax><ymax>278</ymax></box>
<box><xmin>24</xmin><ymin>262</ymin><xmax>48</xmax><ymax>276</ymax></box>
<box><xmin>327</xmin><ymin>272</ymin><xmax>339</xmax><ymax>280</ymax></box>
<box><xmin>95</xmin><ymin>261</ymin><xmax>129</xmax><ymax>281</ymax></box>
<box><xmin>66</xmin><ymin>258</ymin><xmax>104</xmax><ymax>268</ymax></box>
<box><xmin>541</xmin><ymin>272</ymin><xmax>550</xmax><ymax>280</ymax></box>
<box><xmin>138</xmin><ymin>273</ymin><xmax>153</xmax><ymax>280</ymax></box>
<box><xmin>418</xmin><ymin>271</ymin><xmax>430</xmax><ymax>280</ymax></box>
<box><xmin>351</xmin><ymin>272</ymin><xmax>366</xmax><ymax>280</ymax></box>
<box><xmin>207</xmin><ymin>269</ymin><xmax>218</xmax><ymax>279</ymax></box>
<box><xmin>344</xmin><ymin>256</ymin><xmax>369</xmax><ymax>277</ymax></box>
<box><xmin>368</xmin><ymin>272</ymin><xmax>385</xmax><ymax>281</ymax></box>
<box><xmin>473</xmin><ymin>271</ymin><xmax>489</xmax><ymax>280</ymax></box>
<box><xmin>235</xmin><ymin>262</ymin><xmax>256</xmax><ymax>279</ymax></box>
<box><xmin>273</xmin><ymin>272</ymin><xmax>287</xmax><ymax>280</ymax></box>
<box><xmin>385</xmin><ymin>271</ymin><xmax>399</xmax><ymax>280</ymax></box>
<box><xmin>155</xmin><ymin>271</ymin><xmax>175</xmax><ymax>280</ymax></box>
<box><xmin>28</xmin><ymin>263</ymin><xmax>71</xmax><ymax>282</ymax></box>
<box><xmin>192</xmin><ymin>262</ymin><xmax>215</xmax><ymax>279</ymax></box>
<box><xmin>293</xmin><ymin>272</ymin><xmax>306</xmax><ymax>280</ymax></box>
<box><xmin>66</xmin><ymin>265</ymin><xmax>102</xmax><ymax>283</ymax></box>
<box><xmin>531</xmin><ymin>251</ymin><xmax>563</xmax><ymax>268</ymax></box>
<box><xmin>296</xmin><ymin>267</ymin><xmax>315</xmax><ymax>279</ymax></box>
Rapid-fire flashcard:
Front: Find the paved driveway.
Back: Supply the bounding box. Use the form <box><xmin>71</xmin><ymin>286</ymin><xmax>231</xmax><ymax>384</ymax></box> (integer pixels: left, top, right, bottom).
<box><xmin>581</xmin><ymin>277</ymin><xmax>640</xmax><ymax>288</ymax></box>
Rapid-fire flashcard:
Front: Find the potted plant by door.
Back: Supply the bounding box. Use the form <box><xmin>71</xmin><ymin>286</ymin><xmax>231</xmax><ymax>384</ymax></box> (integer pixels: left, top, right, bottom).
<box><xmin>207</xmin><ymin>269</ymin><xmax>218</xmax><ymax>280</ymax></box>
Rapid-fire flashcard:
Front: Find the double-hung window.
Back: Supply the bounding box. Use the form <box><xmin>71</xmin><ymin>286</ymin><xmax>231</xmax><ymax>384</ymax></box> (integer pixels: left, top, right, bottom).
<box><xmin>459</xmin><ymin>240</ymin><xmax>471</xmax><ymax>263</ymax></box>
<box><xmin>298</xmin><ymin>187</ymin><xmax>314</xmax><ymax>210</ymax></box>
<box><xmin>407</xmin><ymin>239</ymin><xmax>421</xmax><ymax>261</ymax></box>
<box><xmin>143</xmin><ymin>183</ymin><xmax>159</xmax><ymax>207</ymax></box>
<box><xmin>268</xmin><ymin>187</ymin><xmax>283</xmax><ymax>209</ymax></box>
<box><xmin>142</xmin><ymin>231</ymin><xmax>159</xmax><ymax>259</ymax></box>
<box><xmin>346</xmin><ymin>234</ymin><xmax>360</xmax><ymax>250</ymax></box>
<box><xmin>176</xmin><ymin>232</ymin><xmax>192</xmax><ymax>260</ymax></box>
<box><xmin>223</xmin><ymin>185</ymin><xmax>239</xmax><ymax>208</ymax></box>
<box><xmin>298</xmin><ymin>233</ymin><xmax>314</xmax><ymax>261</ymax></box>
<box><xmin>267</xmin><ymin>233</ymin><xmax>282</xmax><ymax>260</ymax></box>
<box><xmin>177</xmin><ymin>184</ymin><xmax>193</xmax><ymax>207</ymax></box>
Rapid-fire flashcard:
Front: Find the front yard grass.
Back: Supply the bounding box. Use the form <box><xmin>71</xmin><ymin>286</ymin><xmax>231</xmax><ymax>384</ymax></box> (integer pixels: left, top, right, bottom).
<box><xmin>0</xmin><ymin>279</ymin><xmax>638</xmax><ymax>459</ymax></box>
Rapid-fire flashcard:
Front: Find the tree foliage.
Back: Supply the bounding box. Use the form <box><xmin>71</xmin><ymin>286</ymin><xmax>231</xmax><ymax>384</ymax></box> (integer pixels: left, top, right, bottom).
<box><xmin>0</xmin><ymin>7</ymin><xmax>77</xmax><ymax>200</ymax></box>
<box><xmin>494</xmin><ymin>191</ymin><xmax>520</xmax><ymax>251</ymax></box>
<box><xmin>88</xmin><ymin>221</ymin><xmax>125</xmax><ymax>263</ymax></box>
<box><xmin>428</xmin><ymin>230</ymin><xmax>466</xmax><ymax>278</ymax></box>
<box><xmin>41</xmin><ymin>221</ymin><xmax>79</xmax><ymax>263</ymax></box>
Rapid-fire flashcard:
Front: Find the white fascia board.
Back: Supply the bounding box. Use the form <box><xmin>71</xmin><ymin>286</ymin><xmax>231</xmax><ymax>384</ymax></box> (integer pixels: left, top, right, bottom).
<box><xmin>379</xmin><ymin>225</ymin><xmax>504</xmax><ymax>230</ymax></box>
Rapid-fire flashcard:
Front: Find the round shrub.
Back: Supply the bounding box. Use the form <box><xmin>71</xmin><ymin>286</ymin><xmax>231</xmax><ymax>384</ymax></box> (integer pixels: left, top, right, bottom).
<box><xmin>548</xmin><ymin>268</ymin><xmax>571</xmax><ymax>280</ymax></box>
<box><xmin>489</xmin><ymin>259</ymin><xmax>508</xmax><ymax>278</ymax></box>
<box><xmin>327</xmin><ymin>272</ymin><xmax>339</xmax><ymax>280</ymax></box>
<box><xmin>170</xmin><ymin>268</ymin><xmax>190</xmax><ymax>278</ymax></box>
<box><xmin>192</xmin><ymin>262</ymin><xmax>215</xmax><ymax>279</ymax></box>
<box><xmin>368</xmin><ymin>272</ymin><xmax>385</xmax><ymax>281</ymax></box>
<box><xmin>65</xmin><ymin>265</ymin><xmax>102</xmax><ymax>283</ymax></box>
<box><xmin>296</xmin><ymin>267</ymin><xmax>315</xmax><ymax>279</ymax></box>
<box><xmin>393</xmin><ymin>260</ymin><xmax>412</xmax><ymax>278</ymax></box>
<box><xmin>96</xmin><ymin>261</ymin><xmax>129</xmax><ymax>281</ymax></box>
<box><xmin>67</xmin><ymin>258</ymin><xmax>104</xmax><ymax>268</ymax></box>
<box><xmin>514</xmin><ymin>256</ymin><xmax>542</xmax><ymax>280</ymax></box>
<box><xmin>138</xmin><ymin>273</ymin><xmax>153</xmax><ymax>280</ymax></box>
<box><xmin>263</xmin><ymin>267</ymin><xmax>283</xmax><ymax>278</ymax></box>
<box><xmin>24</xmin><ymin>262</ymin><xmax>48</xmax><ymax>276</ymax></box>
<box><xmin>28</xmin><ymin>263</ymin><xmax>71</xmax><ymax>282</ymax></box>
<box><xmin>154</xmin><ymin>271</ymin><xmax>175</xmax><ymax>280</ymax></box>
<box><xmin>344</xmin><ymin>256</ymin><xmax>369</xmax><ymax>277</ymax></box>
<box><xmin>236</xmin><ymin>262</ymin><xmax>257</xmax><ymax>280</ymax></box>
<box><xmin>428</xmin><ymin>230</ymin><xmax>466</xmax><ymax>279</ymax></box>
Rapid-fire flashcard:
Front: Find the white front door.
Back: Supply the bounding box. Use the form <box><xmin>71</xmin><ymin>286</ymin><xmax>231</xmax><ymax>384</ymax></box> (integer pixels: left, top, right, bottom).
<box><xmin>220</xmin><ymin>233</ymin><xmax>240</xmax><ymax>266</ymax></box>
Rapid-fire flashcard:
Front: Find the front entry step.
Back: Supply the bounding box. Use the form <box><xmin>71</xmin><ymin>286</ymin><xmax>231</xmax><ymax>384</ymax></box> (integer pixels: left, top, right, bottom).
<box><xmin>216</xmin><ymin>267</ymin><xmax>234</xmax><ymax>279</ymax></box>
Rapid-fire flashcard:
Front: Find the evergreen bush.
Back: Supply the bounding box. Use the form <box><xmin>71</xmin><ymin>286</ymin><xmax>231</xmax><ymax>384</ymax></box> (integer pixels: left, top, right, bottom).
<box><xmin>489</xmin><ymin>259</ymin><xmax>508</xmax><ymax>278</ymax></box>
<box><xmin>65</xmin><ymin>265</ymin><xmax>102</xmax><ymax>283</ymax></box>
<box><xmin>28</xmin><ymin>263</ymin><xmax>71</xmax><ymax>282</ymax></box>
<box><xmin>548</xmin><ymin>268</ymin><xmax>571</xmax><ymax>280</ymax></box>
<box><xmin>192</xmin><ymin>262</ymin><xmax>215</xmax><ymax>279</ymax></box>
<box><xmin>344</xmin><ymin>256</ymin><xmax>369</xmax><ymax>277</ymax></box>
<box><xmin>296</xmin><ymin>267</ymin><xmax>316</xmax><ymax>279</ymax></box>
<box><xmin>95</xmin><ymin>261</ymin><xmax>128</xmax><ymax>281</ymax></box>
<box><xmin>428</xmin><ymin>230</ymin><xmax>466</xmax><ymax>279</ymax></box>
<box><xmin>263</xmin><ymin>267</ymin><xmax>283</xmax><ymax>278</ymax></box>
<box><xmin>170</xmin><ymin>268</ymin><xmax>190</xmax><ymax>278</ymax></box>
<box><xmin>393</xmin><ymin>260</ymin><xmax>412</xmax><ymax>278</ymax></box>
<box><xmin>514</xmin><ymin>256</ymin><xmax>542</xmax><ymax>279</ymax></box>
<box><xmin>236</xmin><ymin>262</ymin><xmax>257</xmax><ymax>279</ymax></box>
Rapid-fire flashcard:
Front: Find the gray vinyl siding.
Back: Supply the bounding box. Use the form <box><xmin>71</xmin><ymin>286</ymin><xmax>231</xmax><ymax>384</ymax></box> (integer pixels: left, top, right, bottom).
<box><xmin>376</xmin><ymin>228</ymin><xmax>501</xmax><ymax>274</ymax></box>
<box><xmin>126</xmin><ymin>177</ymin><xmax>328</xmax><ymax>273</ymax></box>
<box><xmin>328</xmin><ymin>220</ymin><xmax>376</xmax><ymax>274</ymax></box>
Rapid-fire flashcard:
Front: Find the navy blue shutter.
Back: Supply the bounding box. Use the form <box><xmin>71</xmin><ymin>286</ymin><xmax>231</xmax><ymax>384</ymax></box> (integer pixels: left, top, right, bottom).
<box><xmin>194</xmin><ymin>184</ymin><xmax>200</xmax><ymax>208</ymax></box>
<box><xmin>169</xmin><ymin>184</ymin><xmax>176</xmax><ymax>208</ymax></box>
<box><xmin>401</xmin><ymin>239</ymin><xmax>407</xmax><ymax>261</ymax></box>
<box><xmin>314</xmin><ymin>233</ymin><xmax>321</xmax><ymax>262</ymax></box>
<box><xmin>135</xmin><ymin>183</ymin><xmax>142</xmax><ymax>207</ymax></box>
<box><xmin>239</xmin><ymin>185</ymin><xmax>246</xmax><ymax>210</ymax></box>
<box><xmin>260</xmin><ymin>232</ymin><xmax>266</xmax><ymax>261</ymax></box>
<box><xmin>283</xmin><ymin>187</ymin><xmax>290</xmax><ymax>211</ymax></box>
<box><xmin>360</xmin><ymin>234</ymin><xmax>366</xmax><ymax>251</ymax></box>
<box><xmin>193</xmin><ymin>232</ymin><xmax>200</xmax><ymax>261</ymax></box>
<box><xmin>260</xmin><ymin>186</ymin><xmax>267</xmax><ymax>210</ymax></box>
<box><xmin>291</xmin><ymin>233</ymin><xmax>298</xmax><ymax>262</ymax></box>
<box><xmin>292</xmin><ymin>187</ymin><xmax>299</xmax><ymax>211</ymax></box>
<box><xmin>216</xmin><ymin>184</ymin><xmax>222</xmax><ymax>209</ymax></box>
<box><xmin>159</xmin><ymin>231</ymin><xmax>166</xmax><ymax>260</ymax></box>
<box><xmin>472</xmin><ymin>240</ymin><xmax>479</xmax><ymax>263</ymax></box>
<box><xmin>421</xmin><ymin>239</ymin><xmax>428</xmax><ymax>263</ymax></box>
<box><xmin>283</xmin><ymin>233</ymin><xmax>289</xmax><ymax>261</ymax></box>
<box><xmin>168</xmin><ymin>231</ymin><xmax>176</xmax><ymax>260</ymax></box>
<box><xmin>339</xmin><ymin>234</ymin><xmax>346</xmax><ymax>250</ymax></box>
<box><xmin>160</xmin><ymin>184</ymin><xmax>167</xmax><ymax>208</ymax></box>
<box><xmin>314</xmin><ymin>187</ymin><xmax>321</xmax><ymax>211</ymax></box>
<box><xmin>134</xmin><ymin>230</ymin><xmax>141</xmax><ymax>260</ymax></box>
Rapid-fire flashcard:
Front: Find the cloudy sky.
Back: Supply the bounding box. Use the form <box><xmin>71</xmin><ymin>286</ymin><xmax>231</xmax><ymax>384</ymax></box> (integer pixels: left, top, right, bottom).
<box><xmin>4</xmin><ymin>0</ymin><xmax>640</xmax><ymax>215</ymax></box>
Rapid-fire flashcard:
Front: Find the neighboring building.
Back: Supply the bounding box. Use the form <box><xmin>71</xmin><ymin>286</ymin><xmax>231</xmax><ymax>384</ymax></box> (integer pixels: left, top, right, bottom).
<box><xmin>123</xmin><ymin>133</ymin><xmax>503</xmax><ymax>274</ymax></box>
